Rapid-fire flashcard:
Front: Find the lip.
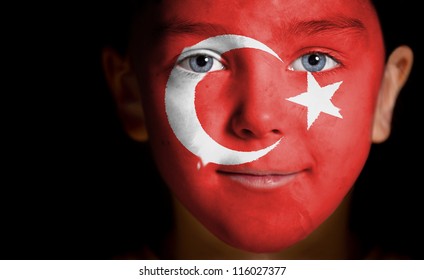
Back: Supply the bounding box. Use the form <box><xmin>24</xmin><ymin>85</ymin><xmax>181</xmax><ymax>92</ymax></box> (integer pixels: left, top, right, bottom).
<box><xmin>217</xmin><ymin>168</ymin><xmax>305</xmax><ymax>190</ymax></box>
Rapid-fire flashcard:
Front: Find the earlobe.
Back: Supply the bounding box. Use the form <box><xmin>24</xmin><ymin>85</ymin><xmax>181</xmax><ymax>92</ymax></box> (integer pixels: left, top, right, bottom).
<box><xmin>372</xmin><ymin>45</ymin><xmax>413</xmax><ymax>143</ymax></box>
<box><xmin>102</xmin><ymin>47</ymin><xmax>148</xmax><ymax>142</ymax></box>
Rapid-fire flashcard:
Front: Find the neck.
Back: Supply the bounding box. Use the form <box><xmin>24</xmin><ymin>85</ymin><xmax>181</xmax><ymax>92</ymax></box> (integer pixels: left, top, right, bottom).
<box><xmin>161</xmin><ymin>192</ymin><xmax>360</xmax><ymax>260</ymax></box>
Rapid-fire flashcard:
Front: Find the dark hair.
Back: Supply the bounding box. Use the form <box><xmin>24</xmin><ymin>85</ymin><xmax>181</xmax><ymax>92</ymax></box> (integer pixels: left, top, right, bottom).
<box><xmin>98</xmin><ymin>0</ymin><xmax>161</xmax><ymax>55</ymax></box>
<box><xmin>371</xmin><ymin>1</ymin><xmax>417</xmax><ymax>57</ymax></box>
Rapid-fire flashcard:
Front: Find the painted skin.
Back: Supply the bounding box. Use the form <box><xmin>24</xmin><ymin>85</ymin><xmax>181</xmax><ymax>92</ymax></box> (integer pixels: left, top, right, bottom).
<box><xmin>130</xmin><ymin>0</ymin><xmax>386</xmax><ymax>253</ymax></box>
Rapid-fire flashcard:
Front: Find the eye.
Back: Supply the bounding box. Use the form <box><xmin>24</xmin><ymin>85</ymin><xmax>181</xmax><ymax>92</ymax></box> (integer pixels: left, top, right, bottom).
<box><xmin>177</xmin><ymin>50</ymin><xmax>225</xmax><ymax>73</ymax></box>
<box><xmin>289</xmin><ymin>52</ymin><xmax>339</xmax><ymax>72</ymax></box>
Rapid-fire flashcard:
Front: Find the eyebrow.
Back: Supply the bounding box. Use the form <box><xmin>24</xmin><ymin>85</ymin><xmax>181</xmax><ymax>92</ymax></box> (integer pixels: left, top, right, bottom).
<box><xmin>287</xmin><ymin>16</ymin><xmax>366</xmax><ymax>37</ymax></box>
<box><xmin>157</xmin><ymin>16</ymin><xmax>366</xmax><ymax>38</ymax></box>
<box><xmin>156</xmin><ymin>18</ymin><xmax>230</xmax><ymax>38</ymax></box>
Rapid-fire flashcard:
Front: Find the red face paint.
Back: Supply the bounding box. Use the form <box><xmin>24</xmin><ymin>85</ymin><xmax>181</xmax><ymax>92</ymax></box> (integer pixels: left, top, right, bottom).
<box><xmin>135</xmin><ymin>0</ymin><xmax>385</xmax><ymax>252</ymax></box>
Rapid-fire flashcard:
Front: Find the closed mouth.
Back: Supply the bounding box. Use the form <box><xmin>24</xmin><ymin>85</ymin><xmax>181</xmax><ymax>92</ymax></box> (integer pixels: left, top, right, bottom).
<box><xmin>217</xmin><ymin>169</ymin><xmax>304</xmax><ymax>190</ymax></box>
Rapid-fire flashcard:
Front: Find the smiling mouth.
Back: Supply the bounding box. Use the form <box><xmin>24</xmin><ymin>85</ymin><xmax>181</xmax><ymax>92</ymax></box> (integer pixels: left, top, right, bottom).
<box><xmin>217</xmin><ymin>170</ymin><xmax>303</xmax><ymax>190</ymax></box>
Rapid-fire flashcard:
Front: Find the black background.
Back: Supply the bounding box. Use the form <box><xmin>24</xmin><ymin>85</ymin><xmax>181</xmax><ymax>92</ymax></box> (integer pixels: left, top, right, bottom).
<box><xmin>3</xmin><ymin>1</ymin><xmax>423</xmax><ymax>259</ymax></box>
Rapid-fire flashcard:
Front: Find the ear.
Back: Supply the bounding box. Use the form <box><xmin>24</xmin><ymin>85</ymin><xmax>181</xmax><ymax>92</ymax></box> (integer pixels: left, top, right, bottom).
<box><xmin>372</xmin><ymin>46</ymin><xmax>413</xmax><ymax>143</ymax></box>
<box><xmin>102</xmin><ymin>47</ymin><xmax>148</xmax><ymax>142</ymax></box>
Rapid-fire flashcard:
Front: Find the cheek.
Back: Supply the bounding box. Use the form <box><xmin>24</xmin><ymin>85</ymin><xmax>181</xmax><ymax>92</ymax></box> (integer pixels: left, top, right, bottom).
<box><xmin>194</xmin><ymin>73</ymin><xmax>238</xmax><ymax>147</ymax></box>
<box><xmin>140</xmin><ymin>70</ymin><xmax>215</xmax><ymax>202</ymax></box>
<box><xmin>305</xmin><ymin>73</ymin><xmax>380</xmax><ymax>206</ymax></box>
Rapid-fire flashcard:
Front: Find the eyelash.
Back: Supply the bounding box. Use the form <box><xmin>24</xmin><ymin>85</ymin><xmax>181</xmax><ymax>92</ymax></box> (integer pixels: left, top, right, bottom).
<box><xmin>175</xmin><ymin>49</ymin><xmax>342</xmax><ymax>76</ymax></box>
<box><xmin>177</xmin><ymin>49</ymin><xmax>226</xmax><ymax>74</ymax></box>
<box><xmin>288</xmin><ymin>51</ymin><xmax>341</xmax><ymax>73</ymax></box>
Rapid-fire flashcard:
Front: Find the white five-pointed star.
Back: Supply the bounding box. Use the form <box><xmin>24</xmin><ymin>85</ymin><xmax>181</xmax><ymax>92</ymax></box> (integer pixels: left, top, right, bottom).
<box><xmin>286</xmin><ymin>72</ymin><xmax>343</xmax><ymax>129</ymax></box>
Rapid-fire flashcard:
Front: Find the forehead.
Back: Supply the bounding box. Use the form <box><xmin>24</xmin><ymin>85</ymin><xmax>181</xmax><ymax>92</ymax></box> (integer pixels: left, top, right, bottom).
<box><xmin>152</xmin><ymin>0</ymin><xmax>379</xmax><ymax>38</ymax></box>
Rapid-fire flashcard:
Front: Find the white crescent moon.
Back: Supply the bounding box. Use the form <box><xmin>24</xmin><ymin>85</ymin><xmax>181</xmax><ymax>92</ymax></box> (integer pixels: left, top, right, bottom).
<box><xmin>165</xmin><ymin>35</ymin><xmax>283</xmax><ymax>166</ymax></box>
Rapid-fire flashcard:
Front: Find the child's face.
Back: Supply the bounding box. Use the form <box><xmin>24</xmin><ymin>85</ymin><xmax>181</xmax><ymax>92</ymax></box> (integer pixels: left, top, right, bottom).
<box><xmin>131</xmin><ymin>0</ymin><xmax>385</xmax><ymax>252</ymax></box>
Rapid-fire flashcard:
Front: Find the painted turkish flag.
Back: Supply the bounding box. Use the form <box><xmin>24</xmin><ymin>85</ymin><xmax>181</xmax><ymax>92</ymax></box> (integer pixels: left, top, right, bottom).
<box><xmin>139</xmin><ymin>0</ymin><xmax>386</xmax><ymax>253</ymax></box>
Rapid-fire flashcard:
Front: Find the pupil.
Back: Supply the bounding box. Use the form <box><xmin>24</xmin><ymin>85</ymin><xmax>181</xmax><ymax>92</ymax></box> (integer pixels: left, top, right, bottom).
<box><xmin>196</xmin><ymin>55</ymin><xmax>209</xmax><ymax>67</ymax></box>
<box><xmin>308</xmin><ymin>54</ymin><xmax>320</xmax><ymax>66</ymax></box>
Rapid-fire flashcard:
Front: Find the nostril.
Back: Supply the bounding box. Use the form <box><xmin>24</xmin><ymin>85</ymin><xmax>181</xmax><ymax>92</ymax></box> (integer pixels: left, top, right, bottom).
<box><xmin>271</xmin><ymin>129</ymin><xmax>281</xmax><ymax>134</ymax></box>
<box><xmin>241</xmin><ymin>128</ymin><xmax>254</xmax><ymax>137</ymax></box>
<box><xmin>236</xmin><ymin>127</ymin><xmax>282</xmax><ymax>139</ymax></box>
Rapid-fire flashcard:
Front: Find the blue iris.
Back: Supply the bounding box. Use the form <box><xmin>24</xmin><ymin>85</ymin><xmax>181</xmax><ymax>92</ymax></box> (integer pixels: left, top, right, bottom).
<box><xmin>301</xmin><ymin>53</ymin><xmax>327</xmax><ymax>72</ymax></box>
<box><xmin>189</xmin><ymin>55</ymin><xmax>214</xmax><ymax>73</ymax></box>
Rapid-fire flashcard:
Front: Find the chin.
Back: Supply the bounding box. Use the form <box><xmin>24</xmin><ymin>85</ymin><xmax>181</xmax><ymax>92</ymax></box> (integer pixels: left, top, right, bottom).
<box><xmin>222</xmin><ymin>226</ymin><xmax>311</xmax><ymax>254</ymax></box>
<box><xmin>205</xmin><ymin>211</ymin><xmax>317</xmax><ymax>254</ymax></box>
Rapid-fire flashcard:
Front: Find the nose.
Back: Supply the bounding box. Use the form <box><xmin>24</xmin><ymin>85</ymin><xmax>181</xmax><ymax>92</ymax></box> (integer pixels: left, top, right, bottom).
<box><xmin>231</xmin><ymin>99</ymin><xmax>283</xmax><ymax>140</ymax></box>
<box><xmin>230</xmin><ymin>52</ymin><xmax>286</xmax><ymax>141</ymax></box>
